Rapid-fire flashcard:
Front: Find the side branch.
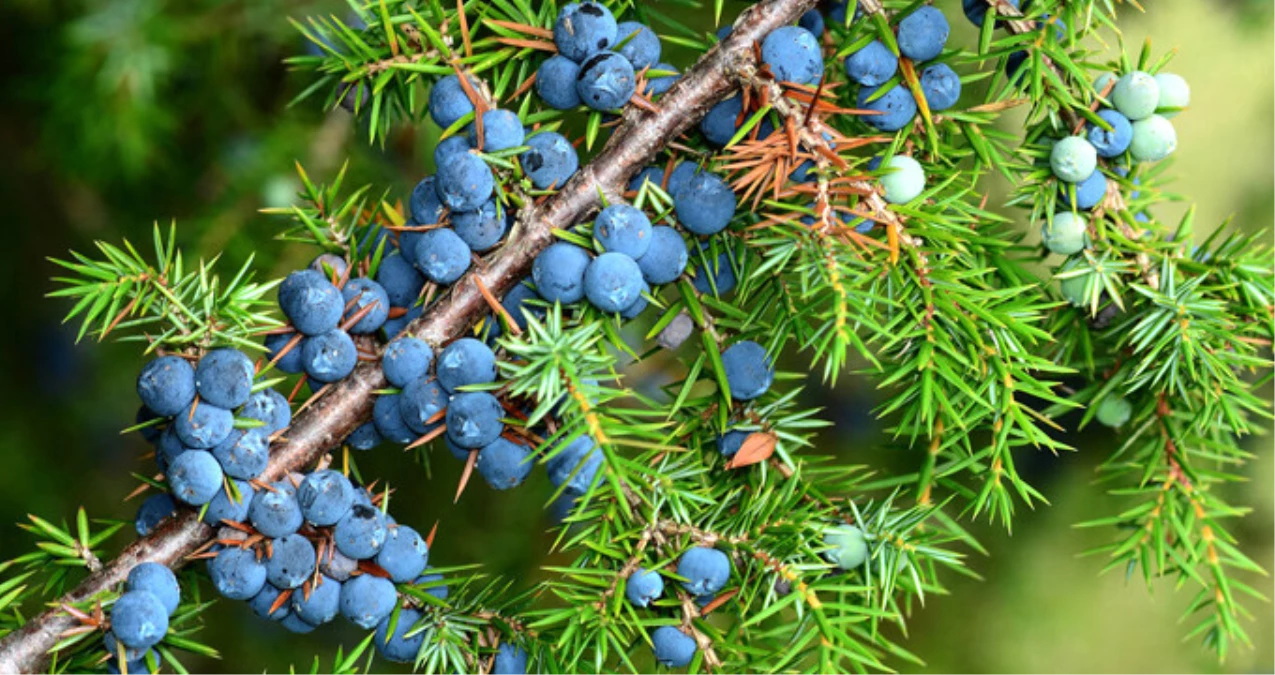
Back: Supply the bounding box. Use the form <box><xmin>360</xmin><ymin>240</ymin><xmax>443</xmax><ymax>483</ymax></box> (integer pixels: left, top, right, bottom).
<box><xmin>0</xmin><ymin>0</ymin><xmax>816</xmax><ymax>670</ymax></box>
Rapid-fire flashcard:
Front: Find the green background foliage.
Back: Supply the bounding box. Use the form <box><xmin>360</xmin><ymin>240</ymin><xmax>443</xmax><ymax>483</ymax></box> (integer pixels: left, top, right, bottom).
<box><xmin>0</xmin><ymin>0</ymin><xmax>1270</xmax><ymax>671</ymax></box>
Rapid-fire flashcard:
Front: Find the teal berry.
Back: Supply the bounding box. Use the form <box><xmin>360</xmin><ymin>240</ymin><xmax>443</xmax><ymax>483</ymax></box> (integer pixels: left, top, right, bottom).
<box><xmin>1096</xmin><ymin>395</ymin><xmax>1133</xmax><ymax>428</ymax></box>
<box><xmin>1041</xmin><ymin>211</ymin><xmax>1090</xmax><ymax>255</ymax></box>
<box><xmin>1153</xmin><ymin>72</ymin><xmax>1189</xmax><ymax>118</ymax></box>
<box><xmin>1049</xmin><ymin>136</ymin><xmax>1098</xmax><ymax>183</ymax></box>
<box><xmin>823</xmin><ymin>523</ymin><xmax>869</xmax><ymax>570</ymax></box>
<box><xmin>651</xmin><ymin>626</ymin><xmax>697</xmax><ymax>667</ymax></box>
<box><xmin>1111</xmin><ymin>71</ymin><xmax>1160</xmax><ymax>121</ymax></box>
<box><xmin>1056</xmin><ymin>257</ymin><xmax>1095</xmax><ymax>307</ymax></box>
<box><xmin>1129</xmin><ymin>114</ymin><xmax>1177</xmax><ymax>162</ymax></box>
<box><xmin>879</xmin><ymin>155</ymin><xmax>925</xmax><ymax>204</ymax></box>
<box><xmin>1093</xmin><ymin>71</ymin><xmax>1117</xmax><ymax>95</ymax></box>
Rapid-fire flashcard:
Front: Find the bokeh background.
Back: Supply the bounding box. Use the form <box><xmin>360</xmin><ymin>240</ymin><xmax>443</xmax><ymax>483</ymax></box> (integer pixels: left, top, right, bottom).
<box><xmin>0</xmin><ymin>0</ymin><xmax>1270</xmax><ymax>672</ymax></box>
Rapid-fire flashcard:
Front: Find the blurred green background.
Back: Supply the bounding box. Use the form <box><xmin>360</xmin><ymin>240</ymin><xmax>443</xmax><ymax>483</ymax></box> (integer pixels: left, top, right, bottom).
<box><xmin>0</xmin><ymin>0</ymin><xmax>1270</xmax><ymax>672</ymax></box>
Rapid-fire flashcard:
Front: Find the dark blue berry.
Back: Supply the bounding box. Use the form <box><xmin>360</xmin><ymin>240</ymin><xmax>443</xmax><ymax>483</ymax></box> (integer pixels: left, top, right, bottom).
<box><xmin>415</xmin><ymin>569</ymin><xmax>450</xmax><ymax>600</ymax></box>
<box><xmin>584</xmin><ymin>252</ymin><xmax>644</xmax><ymax>313</ymax></box>
<box><xmin>239</xmin><ymin>388</ymin><xmax>291</xmax><ymax>434</ymax></box>
<box><xmin>716</xmin><ymin>429</ymin><xmax>749</xmax><ymax>457</ymax></box>
<box><xmin>493</xmin><ymin>643</ymin><xmax>529</xmax><ymax>675</ymax></box>
<box><xmin>678</xmin><ymin>547</ymin><xmax>731</xmax><ymax>595</ymax></box>
<box><xmin>207</xmin><ymin>547</ymin><xmax>267</xmax><ymax>600</ymax></box>
<box><xmin>721</xmin><ymin>340</ymin><xmax>773</xmax><ymax>401</ymax></box>
<box><xmin>625</xmin><ymin>567</ymin><xmax>664</xmax><ymax>607</ymax></box>
<box><xmin>291</xmin><ymin>574</ymin><xmax>341</xmax><ymax>625</ymax></box>
<box><xmin>436</xmin><ymin>337</ymin><xmax>497</xmax><ymax>392</ymax></box>
<box><xmin>376</xmin><ymin>252</ymin><xmax>426</xmax><ymax>309</ymax></box>
<box><xmin>536</xmin><ymin>55</ymin><xmax>583</xmax><ymax>109</ymax></box>
<box><xmin>428</xmin><ymin>75</ymin><xmax>477</xmax><ymax>129</ymax></box>
<box><xmin>476</xmin><ymin>438</ymin><xmax>534</xmax><ymax>490</ymax></box>
<box><xmin>1087</xmin><ymin>108</ymin><xmax>1134</xmax><ymax>158</ymax></box>
<box><xmin>920</xmin><ymin>63</ymin><xmax>961</xmax><ymax>111</ymax></box>
<box><xmin>212</xmin><ymin>429</ymin><xmax>269</xmax><ymax>480</ymax></box>
<box><xmin>691</xmin><ymin>249</ymin><xmax>738</xmax><ymax>295</ymax></box>
<box><xmin>202</xmin><ymin>479</ymin><xmax>253</xmax><ymax>526</ymax></box>
<box><xmin>135</xmin><ymin>494</ymin><xmax>176</xmax><ymax>537</ymax></box>
<box><xmin>373</xmin><ymin>393</ymin><xmax>417</xmax><ymax>444</ymax></box>
<box><xmin>445</xmin><ymin>392</ymin><xmax>505</xmax><ymax>449</ymax></box>
<box><xmin>414</xmin><ymin>227</ymin><xmax>472</xmax><ymax>285</ymax></box>
<box><xmin>173</xmin><ymin>401</ymin><xmax>233</xmax><ymax>449</ymax></box>
<box><xmin>194</xmin><ymin>349</ymin><xmax>254</xmax><ymax>409</ymax></box>
<box><xmin>701</xmin><ymin>96</ymin><xmax>743</xmax><ymax>147</ymax></box>
<box><xmin>436</xmin><ymin>152</ymin><xmax>494</xmax><ymax>212</ymax></box>
<box><xmin>452</xmin><ymin>200</ymin><xmax>509</xmax><ymax>252</ymax></box>
<box><xmin>340</xmin><ymin>573</ymin><xmax>397</xmax><ymax>629</ymax></box>
<box><xmin>382</xmin><ymin>337</ymin><xmax>434</xmax><ymax>389</ymax></box>
<box><xmin>301</xmin><ymin>330</ymin><xmax>357</xmax><ymax>383</ymax></box>
<box><xmin>856</xmin><ymin>83</ymin><xmax>917</xmax><ymax>131</ymax></box>
<box><xmin>376</xmin><ymin>525</ymin><xmax>429</xmax><ymax>582</ymax></box>
<box><xmin>636</xmin><ymin>226</ymin><xmax>688</xmax><ymax>285</ymax></box>
<box><xmin>615</xmin><ymin>21</ymin><xmax>661</xmax><ymax>69</ymax></box>
<box><xmin>126</xmin><ymin>563</ymin><xmax>180</xmax><ymax>616</ymax></box>
<box><xmin>651</xmin><ymin>626</ymin><xmax>697</xmax><ymax>667</ymax></box>
<box><xmin>374</xmin><ymin>608</ymin><xmax>424</xmax><ymax>663</ymax></box>
<box><xmin>844</xmin><ymin>40</ymin><xmax>897</xmax><ymax>87</ymax></box>
<box><xmin>249</xmin><ymin>583</ymin><xmax>291</xmax><ymax>621</ymax></box>
<box><xmin>249</xmin><ymin>480</ymin><xmax>303</xmax><ymax>538</ymax></box>
<box><xmin>553</xmin><ymin>2</ymin><xmax>618</xmax><ymax>62</ymax></box>
<box><xmin>265</xmin><ymin>333</ymin><xmax>304</xmax><ymax>375</ymax></box>
<box><xmin>897</xmin><ymin>6</ymin><xmax>949</xmax><ymax>62</ymax></box>
<box><xmin>167</xmin><ymin>450</ymin><xmax>224</xmax><ymax>506</ymax></box>
<box><xmin>342</xmin><ymin>278</ymin><xmax>390</xmax><ymax>334</ymax></box>
<box><xmin>798</xmin><ymin>8</ymin><xmax>825</xmax><ymax>36</ymax></box>
<box><xmin>468</xmin><ymin>109</ymin><xmax>525</xmax><ymax>152</ymax></box>
<box><xmin>399</xmin><ymin>378</ymin><xmax>448</xmax><ymax>436</ymax></box>
<box><xmin>334</xmin><ymin>503</ymin><xmax>389</xmax><ymax>560</ymax></box>
<box><xmin>298</xmin><ymin>469</ymin><xmax>354</xmax><ymax>526</ymax></box>
<box><xmin>279</xmin><ymin>270</ymin><xmax>344</xmax><ymax>336</ymax></box>
<box><xmin>761</xmin><ymin>26</ymin><xmax>823</xmax><ymax>86</ymax></box>
<box><xmin>643</xmin><ymin>63</ymin><xmax>679</xmax><ymax>96</ymax></box>
<box><xmin>110</xmin><ymin>591</ymin><xmax>168</xmax><ymax>650</ymax></box>
<box><xmin>1059</xmin><ymin>170</ymin><xmax>1108</xmax><ymax>210</ymax></box>
<box><xmin>521</xmin><ymin>132</ymin><xmax>579</xmax><ymax>190</ymax></box>
<box><xmin>532</xmin><ymin>242</ymin><xmax>591</xmax><ymax>303</ymax></box>
<box><xmin>547</xmin><ymin>436</ymin><xmax>602</xmax><ymax>494</ymax></box>
<box><xmin>137</xmin><ymin>356</ymin><xmax>196</xmax><ymax>417</ymax></box>
<box><xmin>576</xmin><ymin>51</ymin><xmax>636</xmax><ymax>111</ymax></box>
<box><xmin>596</xmin><ymin>204</ymin><xmax>652</xmax><ymax>258</ymax></box>
<box><xmin>432</xmin><ymin>138</ymin><xmax>471</xmax><ymax>174</ymax></box>
<box><xmin>266</xmin><ymin>533</ymin><xmax>316</xmax><ymax>589</ymax></box>
<box><xmin>674</xmin><ymin>172</ymin><xmax>736</xmax><ymax>236</ymax></box>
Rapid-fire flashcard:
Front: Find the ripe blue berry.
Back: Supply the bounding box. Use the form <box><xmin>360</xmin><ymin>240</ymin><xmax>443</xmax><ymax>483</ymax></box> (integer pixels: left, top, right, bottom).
<box><xmin>126</xmin><ymin>563</ymin><xmax>180</xmax><ymax>616</ymax></box>
<box><xmin>373</xmin><ymin>393</ymin><xmax>417</xmax><ymax>445</ymax></box>
<box><xmin>798</xmin><ymin>8</ymin><xmax>825</xmax><ymax>36</ymax></box>
<box><xmin>677</xmin><ymin>547</ymin><xmax>731</xmax><ymax>596</ymax></box>
<box><xmin>195</xmin><ymin>349</ymin><xmax>255</xmax><ymax>409</ymax></box>
<box><xmin>520</xmin><ymin>132</ymin><xmax>579</xmax><ymax>190</ymax></box>
<box><xmin>411</xmin><ymin>228</ymin><xmax>471</xmax><ymax>286</ymax></box>
<box><xmin>856</xmin><ymin>83</ymin><xmax>917</xmax><ymax>131</ymax></box>
<box><xmin>428</xmin><ymin>74</ymin><xmax>477</xmax><ymax>129</ymax></box>
<box><xmin>625</xmin><ymin>568</ymin><xmax>664</xmax><ymax>607</ymax></box>
<box><xmin>468</xmin><ymin>109</ymin><xmax>525</xmax><ymax>152</ymax></box>
<box><xmin>298</xmin><ymin>469</ymin><xmax>355</xmax><ymax>527</ymax></box>
<box><xmin>619</xmin><ymin>280</ymin><xmax>651</xmax><ymax>320</ymax></box>
<box><xmin>249</xmin><ymin>583</ymin><xmax>290</xmax><ymax>621</ymax></box>
<box><xmin>584</xmin><ymin>252</ymin><xmax>644</xmax><ymax>313</ymax></box>
<box><xmin>532</xmin><ymin>242</ymin><xmax>591</xmax><ymax>304</ymax></box>
<box><xmin>266</xmin><ymin>533</ymin><xmax>317</xmax><ymax>589</ymax></box>
<box><xmin>963</xmin><ymin>0</ymin><xmax>1019</xmax><ymax>25</ymax></box>
<box><xmin>920</xmin><ymin>63</ymin><xmax>961</xmax><ymax>111</ymax></box>
<box><xmin>643</xmin><ymin>62</ymin><xmax>679</xmax><ymax>96</ymax></box>
<box><xmin>636</xmin><ymin>226</ymin><xmax>688</xmax><ymax>285</ymax></box>
<box><xmin>761</xmin><ymin>26</ymin><xmax>823</xmax><ymax>86</ymax></box>
<box><xmin>207</xmin><ymin>547</ymin><xmax>267</xmax><ymax>600</ymax></box>
<box><xmin>137</xmin><ymin>356</ymin><xmax>196</xmax><ymax>417</ymax></box>
<box><xmin>537</xmin><ymin>55</ymin><xmax>583</xmax><ymax>109</ymax></box>
<box><xmin>239</xmin><ymin>388</ymin><xmax>291</xmax><ymax>434</ymax></box>
<box><xmin>595</xmin><ymin>204</ymin><xmax>653</xmax><ymax>259</ymax></box>
<box><xmin>399</xmin><ymin>378</ymin><xmax>448</xmax><ymax>436</ymax></box>
<box><xmin>375</xmin><ymin>252</ymin><xmax>426</xmax><ymax>310</ymax></box>
<box><xmin>843</xmin><ymin>40</ymin><xmax>897</xmax><ymax>87</ymax></box>
<box><xmin>691</xmin><ymin>248</ymin><xmax>738</xmax><ymax>296</ymax></box>
<box><xmin>103</xmin><ymin>631</ymin><xmax>150</xmax><ymax>663</ymax></box>
<box><xmin>320</xmin><ymin>547</ymin><xmax>359</xmax><ymax>582</ymax></box>
<box><xmin>334</xmin><ymin>504</ymin><xmax>389</xmax><ymax>560</ymax></box>
<box><xmin>547</xmin><ymin>436</ymin><xmax>603</xmax><ymax>494</ymax></box>
<box><xmin>340</xmin><ymin>574</ymin><xmax>398</xmax><ymax>629</ymax></box>
<box><xmin>1059</xmin><ymin>170</ymin><xmax>1108</xmax><ymax>210</ymax></box>
<box><xmin>374</xmin><ymin>608</ymin><xmax>425</xmax><ymax>663</ymax></box>
<box><xmin>110</xmin><ymin>591</ymin><xmax>168</xmax><ymax>650</ymax></box>
<box><xmin>202</xmin><ymin>479</ymin><xmax>252</xmax><ymax>526</ymax></box>
<box><xmin>897</xmin><ymin>6</ymin><xmax>949</xmax><ymax>62</ymax></box>
<box><xmin>280</xmin><ymin>612</ymin><xmax>317</xmax><ymax>634</ymax></box>
<box><xmin>476</xmin><ymin>438</ymin><xmax>534</xmax><ymax>490</ymax></box>
<box><xmin>716</xmin><ymin>429</ymin><xmax>750</xmax><ymax>457</ymax></box>
<box><xmin>435</xmin><ymin>152</ymin><xmax>494</xmax><ymax>212</ymax></box>
<box><xmin>456</xmin><ymin>200</ymin><xmax>511</xmax><ymax>252</ymax></box>
<box><xmin>674</xmin><ymin>172</ymin><xmax>736</xmax><ymax>236</ymax></box>
<box><xmin>1111</xmin><ymin>71</ymin><xmax>1159</xmax><ymax>121</ymax></box>
<box><xmin>376</xmin><ymin>525</ymin><xmax>429</xmax><ymax>582</ymax></box>
<box><xmin>135</xmin><ymin>406</ymin><xmax>165</xmax><ymax>444</ymax></box>
<box><xmin>135</xmin><ymin>494</ymin><xmax>175</xmax><ymax>536</ymax></box>
<box><xmin>212</xmin><ymin>429</ymin><xmax>269</xmax><ymax>480</ymax></box>
<box><xmin>700</xmin><ymin>95</ymin><xmax>743</xmax><ymax>147</ymax></box>
<box><xmin>279</xmin><ymin>269</ymin><xmax>344</xmax><ymax>336</ymax></box>
<box><xmin>436</xmin><ymin>337</ymin><xmax>498</xmax><ymax>392</ymax></box>
<box><xmin>265</xmin><ymin>332</ymin><xmax>304</xmax><ymax>375</ymax></box>
<box><xmin>651</xmin><ymin>626</ymin><xmax>697</xmax><ymax>667</ymax></box>
<box><xmin>156</xmin><ymin>428</ymin><xmax>188</xmax><ymax>472</ymax></box>
<box><xmin>167</xmin><ymin>450</ymin><xmax>224</xmax><ymax>506</ymax></box>
<box><xmin>493</xmin><ymin>643</ymin><xmax>529</xmax><ymax>675</ymax></box>
<box><xmin>824</xmin><ymin>523</ymin><xmax>869</xmax><ymax>569</ymax></box>
<box><xmin>445</xmin><ymin>391</ymin><xmax>505</xmax><ymax>449</ymax></box>
<box><xmin>553</xmin><ymin>2</ymin><xmax>618</xmax><ymax>62</ymax></box>
<box><xmin>721</xmin><ymin>340</ymin><xmax>773</xmax><ymax>401</ymax></box>
<box><xmin>432</xmin><ymin>138</ymin><xmax>471</xmax><ymax>174</ymax></box>
<box><xmin>249</xmin><ymin>480</ymin><xmax>304</xmax><ymax>538</ymax></box>
<box><xmin>615</xmin><ymin>21</ymin><xmax>661</xmax><ymax>69</ymax></box>
<box><xmin>501</xmin><ymin>281</ymin><xmax>543</xmax><ymax>332</ymax></box>
<box><xmin>301</xmin><ymin>329</ymin><xmax>357</xmax><ymax>383</ymax></box>
<box><xmin>382</xmin><ymin>337</ymin><xmax>434</xmax><ymax>389</ymax></box>
<box><xmin>576</xmin><ymin>51</ymin><xmax>636</xmax><ymax>111</ymax></box>
<box><xmin>174</xmin><ymin>401</ymin><xmax>234</xmax><ymax>449</ymax></box>
<box><xmin>291</xmin><ymin>574</ymin><xmax>341</xmax><ymax>625</ymax></box>
<box><xmin>415</xmin><ymin>569</ymin><xmax>450</xmax><ymax>600</ymax></box>
<box><xmin>1050</xmin><ymin>136</ymin><xmax>1098</xmax><ymax>183</ymax></box>
<box><xmin>1041</xmin><ymin>211</ymin><xmax>1090</xmax><ymax>255</ymax></box>
<box><xmin>341</xmin><ymin>278</ymin><xmax>390</xmax><ymax>334</ymax></box>
<box><xmin>1086</xmin><ymin>108</ymin><xmax>1133</xmax><ymax>159</ymax></box>
<box><xmin>1129</xmin><ymin>114</ymin><xmax>1177</xmax><ymax>162</ymax></box>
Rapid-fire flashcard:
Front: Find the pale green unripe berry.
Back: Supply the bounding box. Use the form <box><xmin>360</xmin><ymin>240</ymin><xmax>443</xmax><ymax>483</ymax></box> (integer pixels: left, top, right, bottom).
<box><xmin>1056</xmin><ymin>258</ymin><xmax>1093</xmax><ymax>307</ymax></box>
<box><xmin>1129</xmin><ymin>114</ymin><xmax>1177</xmax><ymax>162</ymax></box>
<box><xmin>1095</xmin><ymin>395</ymin><xmax>1133</xmax><ymax>428</ymax></box>
<box><xmin>1041</xmin><ymin>211</ymin><xmax>1090</xmax><ymax>255</ymax></box>
<box><xmin>1050</xmin><ymin>136</ymin><xmax>1098</xmax><ymax>183</ymax></box>
<box><xmin>1093</xmin><ymin>72</ymin><xmax>1117</xmax><ymax>95</ymax></box>
<box><xmin>880</xmin><ymin>155</ymin><xmax>926</xmax><ymax>204</ymax></box>
<box><xmin>1111</xmin><ymin>71</ymin><xmax>1160</xmax><ymax>121</ymax></box>
<box><xmin>823</xmin><ymin>523</ymin><xmax>869</xmax><ymax>570</ymax></box>
<box><xmin>1153</xmin><ymin>72</ymin><xmax>1189</xmax><ymax>118</ymax></box>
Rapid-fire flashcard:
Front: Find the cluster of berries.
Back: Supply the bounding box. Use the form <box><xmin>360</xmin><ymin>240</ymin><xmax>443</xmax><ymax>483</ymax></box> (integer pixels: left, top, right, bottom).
<box><xmin>536</xmin><ymin>2</ymin><xmax>677</xmax><ymax>111</ymax></box>
<box><xmin>622</xmin><ymin>547</ymin><xmax>734</xmax><ymax>667</ymax></box>
<box><xmin>101</xmin><ymin>563</ymin><xmax>179</xmax><ymax>674</ymax></box>
<box><xmin>846</xmin><ymin>6</ymin><xmax>958</xmax><ymax>131</ymax></box>
<box><xmin>1042</xmin><ymin>70</ymin><xmax>1189</xmax><ymax>256</ymax></box>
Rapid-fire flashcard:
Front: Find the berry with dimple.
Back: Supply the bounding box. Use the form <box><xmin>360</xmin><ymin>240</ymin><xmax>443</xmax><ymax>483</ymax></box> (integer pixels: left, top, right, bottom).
<box><xmin>880</xmin><ymin>155</ymin><xmax>926</xmax><ymax>204</ymax></box>
<box><xmin>452</xmin><ymin>200</ymin><xmax>509</xmax><ymax>252</ymax></box>
<box><xmin>625</xmin><ymin>568</ymin><xmax>664</xmax><ymax>607</ymax></box>
<box><xmin>721</xmin><ymin>340</ymin><xmax>774</xmax><ymax>401</ymax></box>
<box><xmin>413</xmin><ymin>227</ymin><xmax>472</xmax><ymax>285</ymax></box>
<box><xmin>135</xmin><ymin>494</ymin><xmax>176</xmax><ymax>536</ymax></box>
<box><xmin>856</xmin><ymin>83</ymin><xmax>917</xmax><ymax>131</ymax></box>
<box><xmin>537</xmin><ymin>55</ymin><xmax>583</xmax><ymax>109</ymax></box>
<box><xmin>636</xmin><ymin>226</ymin><xmax>688</xmax><ymax>285</ymax></box>
<box><xmin>1041</xmin><ymin>211</ymin><xmax>1090</xmax><ymax>256</ymax></box>
<box><xmin>761</xmin><ymin>26</ymin><xmax>823</xmax><ymax>86</ymax></box>
<box><xmin>249</xmin><ymin>479</ymin><xmax>304</xmax><ymax>538</ymax></box>
<box><xmin>435</xmin><ymin>152</ymin><xmax>494</xmax><ymax>212</ymax></box>
<box><xmin>1111</xmin><ymin>71</ymin><xmax>1160</xmax><ymax>121</ymax></box>
<box><xmin>445</xmin><ymin>391</ymin><xmax>505</xmax><ymax>449</ymax></box>
<box><xmin>137</xmin><ymin>356</ymin><xmax>196</xmax><ymax>417</ymax></box>
<box><xmin>547</xmin><ymin>436</ymin><xmax>603</xmax><ymax>494</ymax></box>
<box><xmin>279</xmin><ymin>269</ymin><xmax>344</xmax><ymax>336</ymax></box>
<box><xmin>301</xmin><ymin>329</ymin><xmax>357</xmax><ymax>383</ymax></box>
<box><xmin>212</xmin><ymin>429</ymin><xmax>269</xmax><ymax>480</ymax></box>
<box><xmin>428</xmin><ymin>74</ymin><xmax>477</xmax><ymax>129</ymax></box>
<box><xmin>468</xmin><ymin>109</ymin><xmax>525</xmax><ymax>152</ymax></box>
<box><xmin>249</xmin><ymin>584</ymin><xmax>290</xmax><ymax>621</ymax></box>
<box><xmin>595</xmin><ymin>204</ymin><xmax>653</xmax><ymax>259</ymax></box>
<box><xmin>207</xmin><ymin>547</ymin><xmax>267</xmax><ymax>600</ymax></box>
<box><xmin>576</xmin><ymin>51</ymin><xmax>636</xmax><ymax>111</ymax></box>
<box><xmin>126</xmin><ymin>563</ymin><xmax>180</xmax><ymax>616</ymax></box>
<box><xmin>1059</xmin><ymin>170</ymin><xmax>1107</xmax><ymax>210</ymax></box>
<box><xmin>265</xmin><ymin>333</ymin><xmax>304</xmax><ymax>375</ymax></box>
<box><xmin>843</xmin><ymin>40</ymin><xmax>897</xmax><ymax>87</ymax></box>
<box><xmin>477</xmin><ymin>438</ymin><xmax>534</xmax><ymax>490</ymax></box>
<box><xmin>584</xmin><ymin>252</ymin><xmax>644</xmax><ymax>313</ymax></box>
<box><xmin>897</xmin><ymin>6</ymin><xmax>948</xmax><ymax>62</ymax></box>
<box><xmin>553</xmin><ymin>2</ymin><xmax>617</xmax><ymax>62</ymax></box>
<box><xmin>700</xmin><ymin>96</ymin><xmax>743</xmax><ymax>147</ymax></box>
<box><xmin>340</xmin><ymin>573</ymin><xmax>398</xmax><ymax>629</ymax></box>
<box><xmin>382</xmin><ymin>337</ymin><xmax>433</xmax><ymax>389</ymax></box>
<box><xmin>291</xmin><ymin>574</ymin><xmax>341</xmax><ymax>625</ymax></box>
<box><xmin>651</xmin><ymin>626</ymin><xmax>697</xmax><ymax>667</ymax></box>
<box><xmin>1154</xmin><ymin>72</ymin><xmax>1189</xmax><ymax>118</ymax></box>
<box><xmin>376</xmin><ymin>525</ymin><xmax>429</xmax><ymax>582</ymax></box>
<box><xmin>373</xmin><ymin>393</ymin><xmax>417</xmax><ymax>445</ymax></box>
<box><xmin>342</xmin><ymin>278</ymin><xmax>390</xmax><ymax>334</ymax></box>
<box><xmin>493</xmin><ymin>643</ymin><xmax>529</xmax><ymax>675</ymax></box>
<box><xmin>677</xmin><ymin>547</ymin><xmax>731</xmax><ymax>596</ymax></box>
<box><xmin>266</xmin><ymin>533</ymin><xmax>317</xmax><ymax>589</ymax></box>
<box><xmin>167</xmin><ymin>450</ymin><xmax>224</xmax><ymax>506</ymax></box>
<box><xmin>194</xmin><ymin>348</ymin><xmax>254</xmax><ymax>409</ymax></box>
<box><xmin>532</xmin><ymin>242</ymin><xmax>591</xmax><ymax>304</ymax></box>
<box><xmin>1086</xmin><ymin>109</ymin><xmax>1133</xmax><ymax>158</ymax></box>
<box><xmin>716</xmin><ymin>429</ymin><xmax>750</xmax><ymax>457</ymax></box>
<box><xmin>374</xmin><ymin>608</ymin><xmax>425</xmax><ymax>663</ymax></box>
<box><xmin>174</xmin><ymin>401</ymin><xmax>233</xmax><ymax>449</ymax></box>
<box><xmin>334</xmin><ymin>503</ymin><xmax>389</xmax><ymax>559</ymax></box>
<box><xmin>1050</xmin><ymin>136</ymin><xmax>1098</xmax><ymax>183</ymax></box>
<box><xmin>399</xmin><ymin>377</ymin><xmax>448</xmax><ymax>435</ymax></box>
<box><xmin>615</xmin><ymin>21</ymin><xmax>661</xmax><ymax>69</ymax></box>
<box><xmin>110</xmin><ymin>591</ymin><xmax>168</xmax><ymax>650</ymax></box>
<box><xmin>1129</xmin><ymin>114</ymin><xmax>1177</xmax><ymax>163</ymax></box>
<box><xmin>674</xmin><ymin>172</ymin><xmax>736</xmax><ymax>236</ymax></box>
<box><xmin>1096</xmin><ymin>395</ymin><xmax>1133</xmax><ymax>427</ymax></box>
<box><xmin>298</xmin><ymin>469</ymin><xmax>355</xmax><ymax>527</ymax></box>
<box><xmin>436</xmin><ymin>337</ymin><xmax>497</xmax><ymax>392</ymax></box>
<box><xmin>824</xmin><ymin>523</ymin><xmax>869</xmax><ymax>570</ymax></box>
<box><xmin>920</xmin><ymin>63</ymin><xmax>961</xmax><ymax>111</ymax></box>
<box><xmin>240</xmin><ymin>388</ymin><xmax>290</xmax><ymax>434</ymax></box>
<box><xmin>203</xmin><ymin>479</ymin><xmax>253</xmax><ymax>526</ymax></box>
<box><xmin>376</xmin><ymin>252</ymin><xmax>425</xmax><ymax>309</ymax></box>
<box><xmin>520</xmin><ymin>132</ymin><xmax>579</xmax><ymax>189</ymax></box>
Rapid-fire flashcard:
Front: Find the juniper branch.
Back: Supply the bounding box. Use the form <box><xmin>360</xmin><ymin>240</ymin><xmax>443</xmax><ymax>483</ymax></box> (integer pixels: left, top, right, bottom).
<box><xmin>0</xmin><ymin>0</ymin><xmax>818</xmax><ymax>670</ymax></box>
